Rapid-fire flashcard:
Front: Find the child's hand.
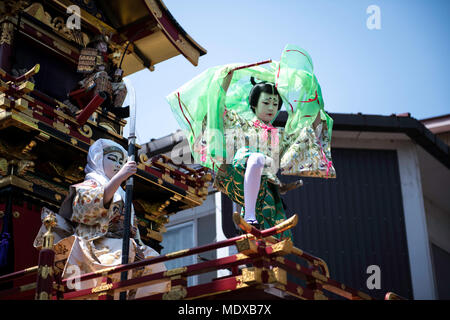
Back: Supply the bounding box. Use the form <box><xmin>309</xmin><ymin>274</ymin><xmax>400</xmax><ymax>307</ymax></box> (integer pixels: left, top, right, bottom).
<box><xmin>222</xmin><ymin>69</ymin><xmax>234</xmax><ymax>92</ymax></box>
<box><xmin>116</xmin><ymin>160</ymin><xmax>137</xmax><ymax>182</ymax></box>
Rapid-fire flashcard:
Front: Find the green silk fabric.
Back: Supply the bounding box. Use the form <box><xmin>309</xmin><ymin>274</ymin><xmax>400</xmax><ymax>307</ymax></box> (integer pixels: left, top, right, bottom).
<box><xmin>166</xmin><ymin>44</ymin><xmax>333</xmax><ymax>174</ymax></box>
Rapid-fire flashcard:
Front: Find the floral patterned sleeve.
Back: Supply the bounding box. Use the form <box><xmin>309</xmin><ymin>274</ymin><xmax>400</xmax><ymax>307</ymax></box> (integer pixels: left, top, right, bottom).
<box><xmin>223</xmin><ymin>108</ymin><xmax>253</xmax><ymax>130</ymax></box>
<box><xmin>71</xmin><ymin>180</ymin><xmax>109</xmax><ymax>225</ymax></box>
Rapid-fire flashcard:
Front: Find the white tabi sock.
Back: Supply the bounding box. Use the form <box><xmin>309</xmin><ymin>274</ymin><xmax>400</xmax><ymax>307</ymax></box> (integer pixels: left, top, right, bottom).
<box><xmin>244</xmin><ymin>153</ymin><xmax>265</xmax><ymax>224</ymax></box>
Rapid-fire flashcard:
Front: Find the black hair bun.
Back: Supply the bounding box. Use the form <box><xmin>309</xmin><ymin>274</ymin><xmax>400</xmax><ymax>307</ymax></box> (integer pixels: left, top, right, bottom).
<box><xmin>250</xmin><ymin>76</ymin><xmax>256</xmax><ymax>86</ymax></box>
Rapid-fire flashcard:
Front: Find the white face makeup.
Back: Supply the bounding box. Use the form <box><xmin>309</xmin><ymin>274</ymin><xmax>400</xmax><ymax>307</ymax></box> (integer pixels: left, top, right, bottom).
<box><xmin>103</xmin><ymin>151</ymin><xmax>124</xmax><ymax>180</ymax></box>
<box><xmin>255</xmin><ymin>92</ymin><xmax>279</xmax><ymax>124</ymax></box>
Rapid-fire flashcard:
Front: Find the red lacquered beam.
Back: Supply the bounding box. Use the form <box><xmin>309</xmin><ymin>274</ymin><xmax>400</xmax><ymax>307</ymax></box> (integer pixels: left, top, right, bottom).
<box><xmin>17</xmin><ymin>92</ymin><xmax>81</xmax><ymax>131</ymax></box>
<box><xmin>30</xmin><ymin>89</ymin><xmax>57</xmax><ymax>106</ymax></box>
<box><xmin>229</xmin><ymin>59</ymin><xmax>273</xmax><ymax>74</ymax></box>
<box><xmin>76</xmin><ymin>93</ymin><xmax>106</xmax><ymax>125</ymax></box>
<box><xmin>29</xmin><ymin>90</ymin><xmax>80</xmax><ymax>125</ymax></box>
<box><xmin>62</xmin><ymin>233</ymin><xmax>248</xmax><ymax>287</ymax></box>
<box><xmin>150</xmin><ymin>159</ymin><xmax>192</xmax><ymax>179</ymax></box>
<box><xmin>14</xmin><ymin>64</ymin><xmax>40</xmax><ymax>83</ymax></box>
<box><xmin>270</xmin><ymin>258</ymin><xmax>311</xmax><ymax>282</ymax></box>
<box><xmin>141</xmin><ymin>275</ymin><xmax>244</xmax><ymax>300</ymax></box>
<box><xmin>124</xmin><ymin>254</ymin><xmax>253</xmax><ymax>300</ymax></box>
<box><xmin>141</xmin><ymin>275</ymin><xmax>324</xmax><ymax>301</ymax></box>
<box><xmin>150</xmin><ymin>158</ymin><xmax>206</xmax><ymax>186</ymax></box>
<box><xmin>0</xmin><ymin>64</ymin><xmax>40</xmax><ymax>83</ymax></box>
<box><xmin>141</xmin><ymin>165</ymin><xmax>189</xmax><ymax>192</ymax></box>
<box><xmin>185</xmin><ymin>276</ymin><xmax>244</xmax><ymax>300</ymax></box>
<box><xmin>283</xmin><ymin>281</ymin><xmax>324</xmax><ymax>300</ymax></box>
<box><xmin>145</xmin><ymin>162</ymin><xmax>207</xmax><ymax>192</ymax></box>
<box><xmin>0</xmin><ymin>266</ymin><xmax>38</xmax><ymax>284</ymax></box>
<box><xmin>290</xmin><ymin>246</ymin><xmax>330</xmax><ymax>277</ymax></box>
<box><xmin>0</xmin><ymin>282</ymin><xmax>37</xmax><ymax>299</ymax></box>
<box><xmin>21</xmin><ymin>23</ymin><xmax>79</xmax><ymax>62</ymax></box>
<box><xmin>35</xmin><ymin>249</ymin><xmax>56</xmax><ymax>300</ymax></box>
<box><xmin>63</xmin><ymin>253</ymin><xmax>254</xmax><ymax>300</ymax></box>
<box><xmin>271</xmin><ymin>257</ymin><xmax>373</xmax><ymax>300</ymax></box>
<box><xmin>176</xmin><ymin>253</ymin><xmax>254</xmax><ymax>278</ymax></box>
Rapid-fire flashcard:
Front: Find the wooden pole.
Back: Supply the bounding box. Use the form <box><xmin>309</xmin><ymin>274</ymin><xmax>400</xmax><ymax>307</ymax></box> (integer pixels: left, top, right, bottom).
<box><xmin>119</xmin><ymin>77</ymin><xmax>137</xmax><ymax>300</ymax></box>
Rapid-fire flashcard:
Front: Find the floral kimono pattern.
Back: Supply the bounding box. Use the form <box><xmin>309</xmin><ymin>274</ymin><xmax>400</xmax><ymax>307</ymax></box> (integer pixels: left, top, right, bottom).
<box><xmin>35</xmin><ymin>179</ymin><xmax>169</xmax><ymax>300</ymax></box>
<box><xmin>167</xmin><ymin>44</ymin><xmax>336</xmax><ymax>239</ymax></box>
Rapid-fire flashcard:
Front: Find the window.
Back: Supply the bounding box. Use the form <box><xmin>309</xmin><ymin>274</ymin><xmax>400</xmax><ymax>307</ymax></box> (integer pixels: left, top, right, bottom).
<box><xmin>160</xmin><ymin>221</ymin><xmax>197</xmax><ymax>286</ymax></box>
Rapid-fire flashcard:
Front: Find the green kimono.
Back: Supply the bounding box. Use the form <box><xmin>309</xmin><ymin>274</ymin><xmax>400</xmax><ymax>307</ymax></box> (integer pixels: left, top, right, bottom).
<box><xmin>167</xmin><ymin>44</ymin><xmax>336</xmax><ymax>240</ymax></box>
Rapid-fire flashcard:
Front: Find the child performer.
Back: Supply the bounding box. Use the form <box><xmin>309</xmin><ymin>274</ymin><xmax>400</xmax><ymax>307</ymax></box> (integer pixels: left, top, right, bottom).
<box><xmin>167</xmin><ymin>45</ymin><xmax>335</xmax><ymax>240</ymax></box>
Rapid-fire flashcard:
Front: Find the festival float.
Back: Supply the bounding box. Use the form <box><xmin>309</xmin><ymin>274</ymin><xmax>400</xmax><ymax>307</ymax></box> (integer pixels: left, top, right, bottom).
<box><xmin>0</xmin><ymin>0</ymin><xmax>404</xmax><ymax>300</ymax></box>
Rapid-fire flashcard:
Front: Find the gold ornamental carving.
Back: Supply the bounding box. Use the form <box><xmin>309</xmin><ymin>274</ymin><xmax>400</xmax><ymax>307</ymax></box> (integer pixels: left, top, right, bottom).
<box><xmin>17</xmin><ymin>160</ymin><xmax>35</xmax><ymax>175</ymax></box>
<box><xmin>0</xmin><ymin>158</ymin><xmax>7</xmax><ymax>175</ymax></box>
<box><xmin>53</xmin><ymin>40</ymin><xmax>72</xmax><ymax>55</ymax></box>
<box><xmin>21</xmin><ymin>140</ymin><xmax>37</xmax><ymax>155</ymax></box>
<box><xmin>0</xmin><ymin>22</ymin><xmax>14</xmax><ymax>45</ymax></box>
<box><xmin>78</xmin><ymin>124</ymin><xmax>93</xmax><ymax>138</ymax></box>
<box><xmin>311</xmin><ymin>270</ymin><xmax>328</xmax><ymax>283</ymax></box>
<box><xmin>0</xmin><ymin>1</ymin><xmax>30</xmax><ymax>16</ymax></box>
<box><xmin>139</xmin><ymin>153</ymin><xmax>148</xmax><ymax>164</ymax></box>
<box><xmin>163</xmin><ymin>266</ymin><xmax>187</xmax><ymax>277</ymax></box>
<box><xmin>0</xmin><ymin>94</ymin><xmax>11</xmax><ymax>109</ymax></box>
<box><xmin>241</xmin><ymin>267</ymin><xmax>262</xmax><ymax>285</ymax></box>
<box><xmin>162</xmin><ymin>285</ymin><xmax>187</xmax><ymax>300</ymax></box>
<box><xmin>275</xmin><ymin>256</ymin><xmax>285</xmax><ymax>265</ymax></box>
<box><xmin>269</xmin><ymin>267</ymin><xmax>287</xmax><ymax>285</ymax></box>
<box><xmin>170</xmin><ymin>194</ymin><xmax>182</xmax><ymax>202</ymax></box>
<box><xmin>12</xmin><ymin>112</ymin><xmax>39</xmax><ymax>131</ymax></box>
<box><xmin>0</xmin><ymin>175</ymin><xmax>33</xmax><ymax>191</ymax></box>
<box><xmin>134</xmin><ymin>199</ymin><xmax>166</xmax><ymax>215</ymax></box>
<box><xmin>235</xmin><ymin>253</ymin><xmax>248</xmax><ymax>261</ymax></box>
<box><xmin>20</xmin><ymin>282</ymin><xmax>37</xmax><ymax>292</ymax></box>
<box><xmin>270</xmin><ymin>239</ymin><xmax>293</xmax><ymax>255</ymax></box>
<box><xmin>38</xmin><ymin>265</ymin><xmax>54</xmax><ymax>280</ymax></box>
<box><xmin>17</xmin><ymin>81</ymin><xmax>35</xmax><ymax>94</ymax></box>
<box><xmin>48</xmin><ymin>161</ymin><xmax>84</xmax><ymax>184</ymax></box>
<box><xmin>23</xmin><ymin>2</ymin><xmax>89</xmax><ymax>46</ymax></box>
<box><xmin>42</xmin><ymin>211</ymin><xmax>56</xmax><ymax>249</ymax></box>
<box><xmin>53</xmin><ymin>121</ymin><xmax>70</xmax><ymax>134</ymax></box>
<box><xmin>36</xmin><ymin>132</ymin><xmax>50</xmax><ymax>142</ymax></box>
<box><xmin>37</xmin><ymin>291</ymin><xmax>49</xmax><ymax>300</ymax></box>
<box><xmin>235</xmin><ymin>237</ymin><xmax>257</xmax><ymax>255</ymax></box>
<box><xmin>98</xmin><ymin>121</ymin><xmax>117</xmax><ymax>134</ymax></box>
<box><xmin>314</xmin><ymin>291</ymin><xmax>328</xmax><ymax>300</ymax></box>
<box><xmin>91</xmin><ymin>282</ymin><xmax>113</xmax><ymax>294</ymax></box>
<box><xmin>21</xmin><ymin>173</ymin><xmax>69</xmax><ymax>195</ymax></box>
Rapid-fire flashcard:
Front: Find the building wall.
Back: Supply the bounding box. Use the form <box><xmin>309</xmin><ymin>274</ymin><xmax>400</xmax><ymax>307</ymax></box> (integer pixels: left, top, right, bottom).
<box><xmin>161</xmin><ymin>193</ymin><xmax>217</xmax><ymax>285</ymax></box>
<box><xmin>430</xmin><ymin>244</ymin><xmax>450</xmax><ymax>300</ymax></box>
<box><xmin>415</xmin><ymin>142</ymin><xmax>450</xmax><ymax>300</ymax></box>
<box><xmin>160</xmin><ymin>132</ymin><xmax>446</xmax><ymax>299</ymax></box>
<box><xmin>436</xmin><ymin>132</ymin><xmax>450</xmax><ymax>146</ymax></box>
<box><xmin>220</xmin><ymin>146</ymin><xmax>415</xmax><ymax>300</ymax></box>
<box><xmin>424</xmin><ymin>198</ymin><xmax>450</xmax><ymax>257</ymax></box>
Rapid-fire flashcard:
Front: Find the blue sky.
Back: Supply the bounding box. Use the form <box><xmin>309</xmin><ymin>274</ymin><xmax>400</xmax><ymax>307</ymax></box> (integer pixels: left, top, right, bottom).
<box><xmin>123</xmin><ymin>0</ymin><xmax>450</xmax><ymax>144</ymax></box>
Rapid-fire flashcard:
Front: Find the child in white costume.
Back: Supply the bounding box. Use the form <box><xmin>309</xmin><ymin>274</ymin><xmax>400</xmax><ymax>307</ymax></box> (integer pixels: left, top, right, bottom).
<box><xmin>34</xmin><ymin>138</ymin><xmax>169</xmax><ymax>299</ymax></box>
